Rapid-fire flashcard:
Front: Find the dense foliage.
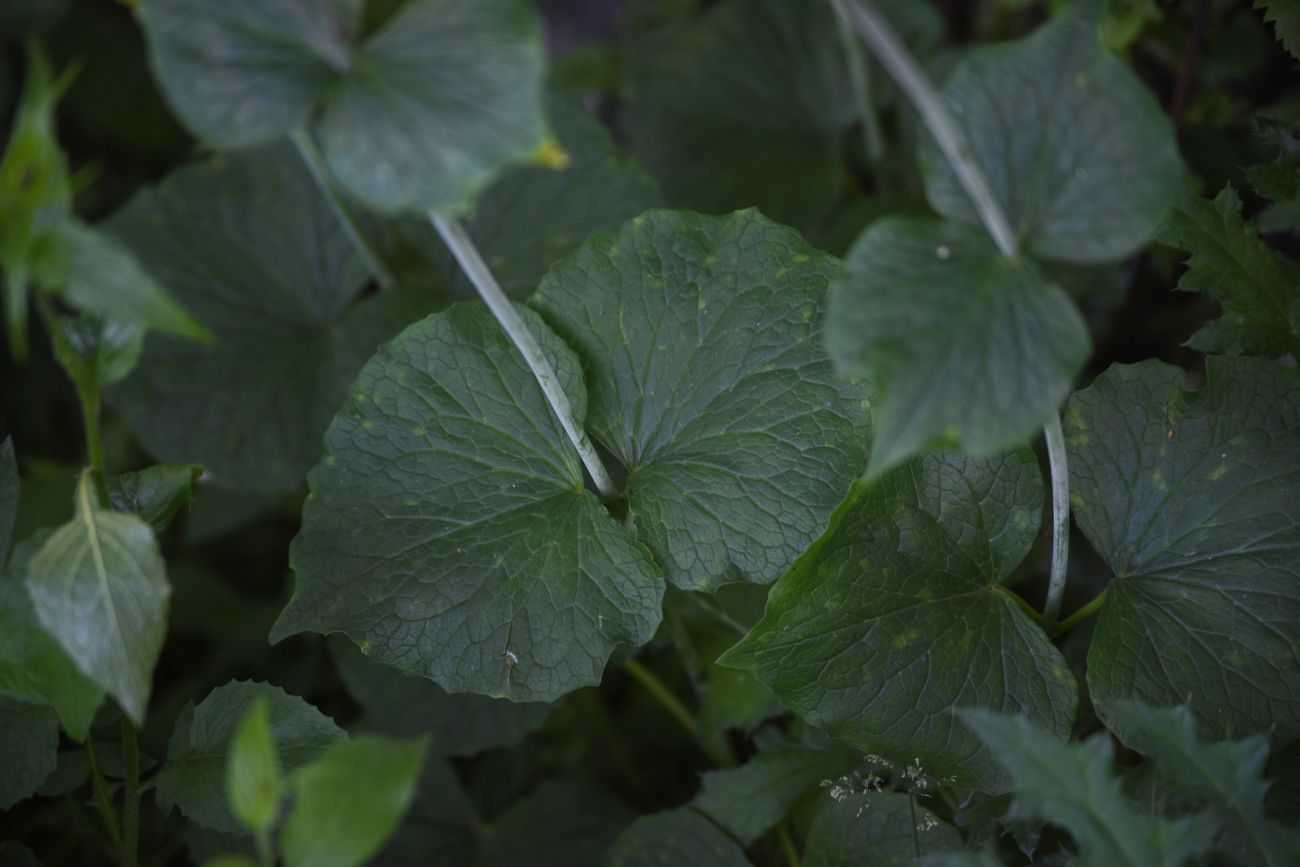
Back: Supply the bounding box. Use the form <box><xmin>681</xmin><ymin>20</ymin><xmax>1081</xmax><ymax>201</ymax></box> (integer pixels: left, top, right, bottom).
<box><xmin>1</xmin><ymin>0</ymin><xmax>1299</xmax><ymax>865</ymax></box>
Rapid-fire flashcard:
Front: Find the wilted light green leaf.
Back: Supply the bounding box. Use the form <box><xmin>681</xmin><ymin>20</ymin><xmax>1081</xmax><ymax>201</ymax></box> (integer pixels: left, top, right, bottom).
<box><xmin>281</xmin><ymin>735</ymin><xmax>428</xmax><ymax>867</ymax></box>
<box><xmin>157</xmin><ymin>680</ymin><xmax>346</xmax><ymax>834</ymax></box>
<box><xmin>329</xmin><ymin>636</ymin><xmax>548</xmax><ymax>755</ymax></box>
<box><xmin>721</xmin><ymin>451</ymin><xmax>1076</xmax><ymax>791</ymax></box>
<box><xmin>804</xmin><ymin>791</ymin><xmax>961</xmax><ymax>867</ymax></box>
<box><xmin>35</xmin><ymin>221</ymin><xmax>211</xmax><ymax>342</ymax></box>
<box><xmin>24</xmin><ymin>472</ymin><xmax>169</xmax><ymax>724</ymax></box>
<box><xmin>107</xmin><ymin>145</ymin><xmax>433</xmax><ymax>493</ymax></box>
<box><xmin>0</xmin><ymin>696</ymin><xmax>57</xmax><ymax>809</ymax></box>
<box><xmin>533</xmin><ymin>209</ymin><xmax>870</xmax><ymax>591</ymax></box>
<box><xmin>1067</xmin><ymin>358</ymin><xmax>1300</xmax><ymax>744</ymax></box>
<box><xmin>1160</xmin><ymin>186</ymin><xmax>1300</xmax><ymax>359</ymax></box>
<box><xmin>226</xmin><ymin>697</ymin><xmax>284</xmax><ymax>835</ymax></box>
<box><xmin>0</xmin><ymin>45</ymin><xmax>72</xmax><ymax>360</ymax></box>
<box><xmin>274</xmin><ymin>303</ymin><xmax>664</xmax><ymax>701</ymax></box>
<box><xmin>623</xmin><ymin>0</ymin><xmax>854</xmax><ymax>229</ymax></box>
<box><xmin>139</xmin><ymin>0</ymin><xmax>548</xmax><ymax>213</ymax></box>
<box><xmin>0</xmin><ymin>532</ymin><xmax>102</xmax><ymax>741</ymax></box>
<box><xmin>921</xmin><ymin>3</ymin><xmax>1181</xmax><ymax>263</ymax></box>
<box><xmin>107</xmin><ymin>464</ymin><xmax>202</xmax><ymax>533</ymax></box>
<box><xmin>606</xmin><ymin>808</ymin><xmax>751</xmax><ymax>867</ymax></box>
<box><xmin>962</xmin><ymin>710</ymin><xmax>1220</xmax><ymax>867</ymax></box>
<box><xmin>1105</xmin><ymin>701</ymin><xmax>1300</xmax><ymax>867</ymax></box>
<box><xmin>826</xmin><ymin>217</ymin><xmax>1088</xmax><ymax>475</ymax></box>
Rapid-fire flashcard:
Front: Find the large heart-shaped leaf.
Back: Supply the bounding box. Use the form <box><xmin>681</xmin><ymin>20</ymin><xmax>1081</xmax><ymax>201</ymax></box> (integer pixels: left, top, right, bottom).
<box><xmin>920</xmin><ymin>3</ymin><xmax>1181</xmax><ymax>263</ymax></box>
<box><xmin>107</xmin><ymin>145</ymin><xmax>431</xmax><ymax>493</ymax></box>
<box><xmin>272</xmin><ymin>303</ymin><xmax>664</xmax><ymax>701</ymax></box>
<box><xmin>721</xmin><ymin>450</ymin><xmax>1077</xmax><ymax>791</ymax></box>
<box><xmin>24</xmin><ymin>473</ymin><xmax>168</xmax><ymax>724</ymax></box>
<box><xmin>1066</xmin><ymin>357</ymin><xmax>1300</xmax><ymax>744</ymax></box>
<box><xmin>804</xmin><ymin>791</ymin><xmax>961</xmax><ymax>867</ymax></box>
<box><xmin>826</xmin><ymin>217</ymin><xmax>1089</xmax><ymax>476</ymax></box>
<box><xmin>0</xmin><ymin>697</ymin><xmax>57</xmax><ymax>810</ymax></box>
<box><xmin>606</xmin><ymin>809</ymin><xmax>752</xmax><ymax>867</ymax></box>
<box><xmin>139</xmin><ymin>0</ymin><xmax>547</xmax><ymax>213</ymax></box>
<box><xmin>532</xmin><ymin>209</ymin><xmax>870</xmax><ymax>591</ymax></box>
<box><xmin>622</xmin><ymin>0</ymin><xmax>855</xmax><ymax>230</ymax></box>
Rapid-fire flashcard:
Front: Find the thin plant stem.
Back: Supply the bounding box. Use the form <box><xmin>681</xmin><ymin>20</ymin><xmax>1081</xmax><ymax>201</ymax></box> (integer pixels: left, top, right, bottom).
<box><xmin>121</xmin><ymin>718</ymin><xmax>141</xmax><ymax>867</ymax></box>
<box><xmin>429</xmin><ymin>211</ymin><xmax>619</xmax><ymax>501</ymax></box>
<box><xmin>622</xmin><ymin>657</ymin><xmax>698</xmax><ymax>738</ymax></box>
<box><xmin>777</xmin><ymin>823</ymin><xmax>802</xmax><ymax>867</ymax></box>
<box><xmin>1041</xmin><ymin>412</ymin><xmax>1071</xmax><ymax>627</ymax></box>
<box><xmin>291</xmin><ymin>128</ymin><xmax>396</xmax><ymax>290</ymax></box>
<box><xmin>832</xmin><ymin>1</ymin><xmax>884</xmax><ymax>162</ymax></box>
<box><xmin>831</xmin><ymin>0</ymin><xmax>1019</xmax><ymax>258</ymax></box>
<box><xmin>993</xmin><ymin>584</ymin><xmax>1042</xmax><ymax>626</ymax></box>
<box><xmin>255</xmin><ymin>830</ymin><xmax>274</xmax><ymax>867</ymax></box>
<box><xmin>87</xmin><ymin>736</ymin><xmax>124</xmax><ymax>856</ymax></box>
<box><xmin>1051</xmin><ymin>589</ymin><xmax>1107</xmax><ymax>639</ymax></box>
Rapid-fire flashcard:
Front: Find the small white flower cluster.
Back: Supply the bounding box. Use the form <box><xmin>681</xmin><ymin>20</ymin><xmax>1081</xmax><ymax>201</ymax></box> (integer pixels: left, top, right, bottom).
<box><xmin>820</xmin><ymin>754</ymin><xmax>957</xmax><ymax>828</ymax></box>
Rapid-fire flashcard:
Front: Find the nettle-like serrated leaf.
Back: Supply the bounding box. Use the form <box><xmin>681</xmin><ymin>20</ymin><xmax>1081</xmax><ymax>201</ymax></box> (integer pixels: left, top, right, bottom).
<box><xmin>1066</xmin><ymin>358</ymin><xmax>1300</xmax><ymax>744</ymax></box>
<box><xmin>1160</xmin><ymin>186</ymin><xmax>1300</xmax><ymax>359</ymax></box>
<box><xmin>0</xmin><ymin>438</ymin><xmax>15</xmax><ymax>567</ymax></box>
<box><xmin>0</xmin><ymin>532</ymin><xmax>102</xmax><ymax>741</ymax></box>
<box><xmin>721</xmin><ymin>450</ymin><xmax>1077</xmax><ymax>791</ymax></box>
<box><xmin>606</xmin><ymin>808</ymin><xmax>751</xmax><ymax>867</ymax></box>
<box><xmin>281</xmin><ymin>735</ymin><xmax>428</xmax><ymax>867</ymax></box>
<box><xmin>1245</xmin><ymin>117</ymin><xmax>1300</xmax><ymax>204</ymax></box>
<box><xmin>34</xmin><ymin>221</ymin><xmax>211</xmax><ymax>342</ymax></box>
<box><xmin>157</xmin><ymin>680</ymin><xmax>346</xmax><ymax>834</ymax></box>
<box><xmin>804</xmin><ymin>791</ymin><xmax>961</xmax><ymax>867</ymax></box>
<box><xmin>827</xmin><ymin>217</ymin><xmax>1089</xmax><ymax>476</ymax></box>
<box><xmin>107</xmin><ymin>145</ymin><xmax>433</xmax><ymax>493</ymax></box>
<box><xmin>921</xmin><ymin>3</ymin><xmax>1181</xmax><ymax>263</ymax></box>
<box><xmin>328</xmin><ymin>635</ymin><xmax>548</xmax><ymax>754</ymax></box>
<box><xmin>107</xmin><ymin>464</ymin><xmax>202</xmax><ymax>533</ymax></box>
<box><xmin>139</xmin><ymin>0</ymin><xmax>546</xmax><ymax>213</ymax></box>
<box><xmin>0</xmin><ymin>696</ymin><xmax>57</xmax><ymax>809</ymax></box>
<box><xmin>1106</xmin><ymin>701</ymin><xmax>1300</xmax><ymax>867</ymax></box>
<box><xmin>274</xmin><ymin>303</ymin><xmax>664</xmax><ymax>701</ymax></box>
<box><xmin>962</xmin><ymin>710</ymin><xmax>1220</xmax><ymax>867</ymax></box>
<box><xmin>623</xmin><ymin>0</ymin><xmax>854</xmax><ymax>230</ymax></box>
<box><xmin>691</xmin><ymin>735</ymin><xmax>861</xmax><ymax>845</ymax></box>
<box><xmin>1255</xmin><ymin>1</ymin><xmax>1300</xmax><ymax>60</ymax></box>
<box><xmin>24</xmin><ymin>474</ymin><xmax>168</xmax><ymax>725</ymax></box>
<box><xmin>533</xmin><ymin>209</ymin><xmax>870</xmax><ymax>591</ymax></box>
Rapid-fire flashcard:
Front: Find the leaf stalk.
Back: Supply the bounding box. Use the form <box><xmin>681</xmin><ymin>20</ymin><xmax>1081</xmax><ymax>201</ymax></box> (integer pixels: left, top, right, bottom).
<box><xmin>121</xmin><ymin>717</ymin><xmax>141</xmax><ymax>867</ymax></box>
<box><xmin>429</xmin><ymin>211</ymin><xmax>619</xmax><ymax>501</ymax></box>
<box><xmin>1041</xmin><ymin>412</ymin><xmax>1071</xmax><ymax>628</ymax></box>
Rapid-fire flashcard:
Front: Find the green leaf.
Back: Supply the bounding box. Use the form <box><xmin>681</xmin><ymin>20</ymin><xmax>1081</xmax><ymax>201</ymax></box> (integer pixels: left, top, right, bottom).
<box><xmin>200</xmin><ymin>859</ymin><xmax>260</xmax><ymax>867</ymax></box>
<box><xmin>827</xmin><ymin>217</ymin><xmax>1089</xmax><ymax>475</ymax></box>
<box><xmin>24</xmin><ymin>472</ymin><xmax>169</xmax><ymax>724</ymax></box>
<box><xmin>0</xmin><ymin>696</ymin><xmax>57</xmax><ymax>809</ymax></box>
<box><xmin>157</xmin><ymin>680</ymin><xmax>346</xmax><ymax>834</ymax></box>
<box><xmin>1160</xmin><ymin>186</ymin><xmax>1300</xmax><ymax>360</ymax></box>
<box><xmin>804</xmin><ymin>791</ymin><xmax>961</xmax><ymax>867</ymax></box>
<box><xmin>226</xmin><ymin>696</ymin><xmax>284</xmax><ymax>835</ymax></box>
<box><xmin>34</xmin><ymin>221</ymin><xmax>211</xmax><ymax>342</ymax></box>
<box><xmin>329</xmin><ymin>636</ymin><xmax>548</xmax><ymax>754</ymax></box>
<box><xmin>274</xmin><ymin>302</ymin><xmax>663</xmax><ymax>701</ymax></box>
<box><xmin>0</xmin><ymin>842</ymin><xmax>43</xmax><ymax>867</ymax></box>
<box><xmin>1245</xmin><ymin>117</ymin><xmax>1300</xmax><ymax>203</ymax></box>
<box><xmin>606</xmin><ymin>808</ymin><xmax>751</xmax><ymax>867</ymax></box>
<box><xmin>1105</xmin><ymin>701</ymin><xmax>1300</xmax><ymax>867</ymax></box>
<box><xmin>46</xmin><ymin>315</ymin><xmax>144</xmax><ymax>395</ymax></box>
<box><xmin>107</xmin><ymin>464</ymin><xmax>202</xmax><ymax>533</ymax></box>
<box><xmin>136</xmin><ymin>0</ymin><xmax>357</xmax><ymax>149</ymax></box>
<box><xmin>0</xmin><ymin>438</ymin><xmax>15</xmax><ymax>568</ymax></box>
<box><xmin>0</xmin><ymin>45</ymin><xmax>73</xmax><ymax>360</ymax></box>
<box><xmin>0</xmin><ymin>532</ymin><xmax>103</xmax><ymax>741</ymax></box>
<box><xmin>532</xmin><ymin>209</ymin><xmax>870</xmax><ymax>591</ymax></box>
<box><xmin>281</xmin><ymin>735</ymin><xmax>428</xmax><ymax>867</ymax></box>
<box><xmin>721</xmin><ymin>450</ymin><xmax>1077</xmax><ymax>791</ymax></box>
<box><xmin>106</xmin><ymin>145</ymin><xmax>432</xmax><ymax>493</ymax></box>
<box><xmin>139</xmin><ymin>0</ymin><xmax>548</xmax><ymax>213</ymax></box>
<box><xmin>1067</xmin><ymin>358</ymin><xmax>1300</xmax><ymax>744</ymax></box>
<box><xmin>368</xmin><ymin>759</ymin><xmax>477</xmax><ymax>866</ymax></box>
<box><xmin>921</xmin><ymin>3</ymin><xmax>1181</xmax><ymax>263</ymax></box>
<box><xmin>622</xmin><ymin>0</ymin><xmax>855</xmax><ymax>229</ymax></box>
<box><xmin>961</xmin><ymin>710</ymin><xmax>1220</xmax><ymax>867</ymax></box>
<box><xmin>1255</xmin><ymin>1</ymin><xmax>1300</xmax><ymax>59</ymax></box>
<box><xmin>691</xmin><ymin>734</ymin><xmax>861</xmax><ymax>845</ymax></box>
